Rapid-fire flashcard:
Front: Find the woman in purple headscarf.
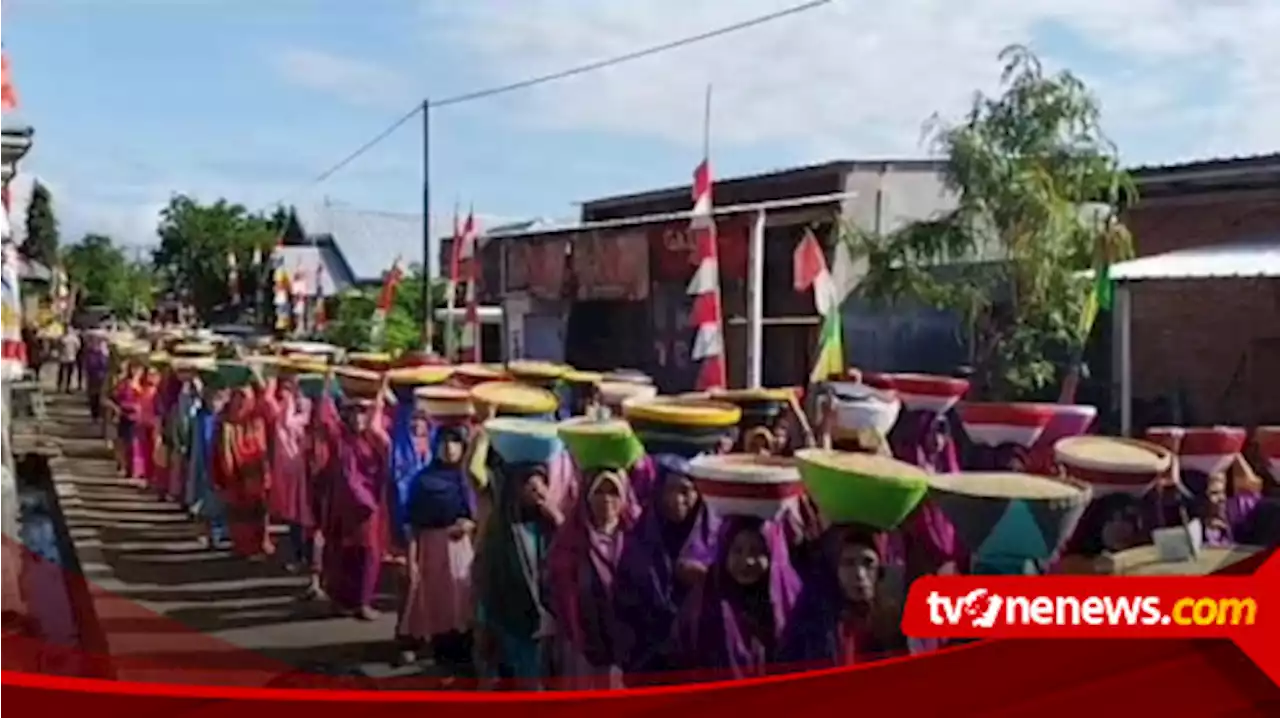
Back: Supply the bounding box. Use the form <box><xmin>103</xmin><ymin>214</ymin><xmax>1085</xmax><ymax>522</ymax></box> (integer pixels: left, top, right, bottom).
<box><xmin>546</xmin><ymin>466</ymin><xmax>633</xmax><ymax>689</ymax></box>
<box><xmin>779</xmin><ymin>524</ymin><xmax>905</xmax><ymax>670</ymax></box>
<box><xmin>673</xmin><ymin>515</ymin><xmax>802</xmax><ymax>681</ymax></box>
<box><xmin>318</xmin><ymin>378</ymin><xmax>391</xmax><ymax>621</ymax></box>
<box><xmin>613</xmin><ymin>455</ymin><xmax>712</xmax><ymax>685</ymax></box>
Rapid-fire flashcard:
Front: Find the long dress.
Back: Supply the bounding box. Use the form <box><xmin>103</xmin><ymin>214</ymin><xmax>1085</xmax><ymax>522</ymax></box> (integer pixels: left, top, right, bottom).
<box><xmin>266</xmin><ymin>391</ymin><xmax>312</xmax><ymax>532</ymax></box>
<box><xmin>324</xmin><ymin>412</ymin><xmax>390</xmax><ymax>611</ymax></box>
<box><xmin>188</xmin><ymin>401</ymin><xmax>228</xmax><ymax>544</ymax></box>
<box><xmin>400</xmin><ymin>426</ymin><xmax>477</xmax><ymax>643</ymax></box>
<box><xmin>164</xmin><ymin>382</ymin><xmax>198</xmax><ymax>504</ymax></box>
<box><xmin>388</xmin><ymin>389</ymin><xmax>430</xmax><ymax>552</ymax></box>
<box><xmin>673</xmin><ymin>516</ymin><xmax>802</xmax><ymax>681</ymax></box>
<box><xmin>473</xmin><ymin>457</ymin><xmax>559</xmax><ymax>686</ymax></box>
<box><xmin>212</xmin><ymin>391</ymin><xmax>274</xmax><ymax>558</ymax></box>
<box><xmin>547</xmin><ymin>470</ymin><xmax>632</xmax><ymax>690</ymax></box>
<box><xmin>114</xmin><ymin>381</ymin><xmax>141</xmax><ymax>478</ymax></box>
<box><xmin>135</xmin><ymin>381</ymin><xmax>160</xmax><ymax>490</ymax></box>
<box><xmin>614</xmin><ymin>454</ymin><xmax>714</xmax><ymax>684</ymax></box>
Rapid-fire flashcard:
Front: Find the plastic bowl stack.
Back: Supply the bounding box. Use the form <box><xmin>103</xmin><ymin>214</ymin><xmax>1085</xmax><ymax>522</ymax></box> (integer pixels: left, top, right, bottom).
<box><xmin>470</xmin><ymin>381</ymin><xmax>559</xmax><ymax>418</ymax></box>
<box><xmin>686</xmin><ymin>454</ymin><xmax>804</xmax><ymax>520</ymax></box>
<box><xmin>793</xmin><ymin>450</ymin><xmax>929</xmax><ymax>530</ymax></box>
<box><xmin>623</xmin><ymin>396</ymin><xmax>742</xmax><ymax>459</ymax></box>
<box><xmin>1054</xmin><ymin>435</ymin><xmax>1172</xmax><ymax>497</ymax></box>
<box><xmin>886</xmin><ymin>373</ymin><xmax>969</xmax><ymax>415</ymax></box>
<box><xmin>557</xmin><ymin>417</ymin><xmax>645</xmax><ymax>472</ymax></box>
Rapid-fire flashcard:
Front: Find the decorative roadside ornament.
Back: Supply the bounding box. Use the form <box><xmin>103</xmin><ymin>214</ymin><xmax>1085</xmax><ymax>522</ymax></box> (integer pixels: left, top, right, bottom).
<box><xmin>0</xmin><ymin>238</ymin><xmax>24</xmax><ymax>381</ymax></box>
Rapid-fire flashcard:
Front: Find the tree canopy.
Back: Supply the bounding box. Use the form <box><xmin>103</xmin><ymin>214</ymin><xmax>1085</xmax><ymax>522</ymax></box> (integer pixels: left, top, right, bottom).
<box><xmin>845</xmin><ymin>45</ymin><xmax>1135</xmax><ymax>400</ymax></box>
<box><xmin>22</xmin><ymin>180</ymin><xmax>59</xmax><ymax>268</ymax></box>
<box><xmin>322</xmin><ymin>265</ymin><xmax>452</xmax><ymax>354</ymax></box>
<box><xmin>152</xmin><ymin>195</ymin><xmax>288</xmax><ymax>321</ymax></box>
<box><xmin>62</xmin><ymin>233</ymin><xmax>156</xmax><ymax>318</ymax></box>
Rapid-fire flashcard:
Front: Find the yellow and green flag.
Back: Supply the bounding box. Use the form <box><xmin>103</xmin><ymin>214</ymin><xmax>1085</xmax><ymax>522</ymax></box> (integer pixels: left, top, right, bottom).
<box><xmin>794</xmin><ymin>229</ymin><xmax>844</xmax><ymax>384</ymax></box>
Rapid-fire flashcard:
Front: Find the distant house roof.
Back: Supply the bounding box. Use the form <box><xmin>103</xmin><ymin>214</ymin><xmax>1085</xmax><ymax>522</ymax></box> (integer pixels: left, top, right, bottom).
<box><xmin>1129</xmin><ymin>153</ymin><xmax>1280</xmax><ymax>198</ymax></box>
<box><xmin>290</xmin><ymin>203</ymin><xmax>423</xmax><ymax>282</ymax></box>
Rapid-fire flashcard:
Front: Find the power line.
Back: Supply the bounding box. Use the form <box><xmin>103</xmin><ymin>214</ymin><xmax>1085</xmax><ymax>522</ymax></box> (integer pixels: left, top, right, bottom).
<box><xmin>287</xmin><ymin>0</ymin><xmax>832</xmax><ymax>198</ymax></box>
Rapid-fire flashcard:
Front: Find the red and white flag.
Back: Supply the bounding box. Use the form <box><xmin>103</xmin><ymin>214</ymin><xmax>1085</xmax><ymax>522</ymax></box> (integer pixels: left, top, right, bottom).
<box><xmin>369</xmin><ymin>256</ymin><xmax>404</xmax><ymax>348</ymax></box>
<box><xmin>456</xmin><ymin>210</ymin><xmax>481</xmax><ymax>363</ymax></box>
<box><xmin>687</xmin><ymin>159</ymin><xmax>726</xmax><ymax>391</ymax></box>
<box><xmin>2</xmin><ymin>52</ymin><xmax>19</xmax><ymax>111</ymax></box>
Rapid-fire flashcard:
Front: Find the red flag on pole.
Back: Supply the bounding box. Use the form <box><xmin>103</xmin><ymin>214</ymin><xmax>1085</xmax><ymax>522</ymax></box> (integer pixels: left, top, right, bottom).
<box><xmin>2</xmin><ymin>53</ymin><xmax>18</xmax><ymax>111</ymax></box>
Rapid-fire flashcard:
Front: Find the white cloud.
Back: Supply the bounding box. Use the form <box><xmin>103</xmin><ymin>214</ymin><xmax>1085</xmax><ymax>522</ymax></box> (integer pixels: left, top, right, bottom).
<box><xmin>270</xmin><ymin>47</ymin><xmax>412</xmax><ymax>110</ymax></box>
<box><xmin>423</xmin><ymin>0</ymin><xmax>1279</xmax><ymax>162</ymax></box>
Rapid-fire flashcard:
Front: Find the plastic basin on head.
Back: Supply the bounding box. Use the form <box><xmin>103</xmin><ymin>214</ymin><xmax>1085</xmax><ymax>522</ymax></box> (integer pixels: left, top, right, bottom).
<box><xmin>686</xmin><ymin>454</ymin><xmax>804</xmax><ymax>521</ymax></box>
<box><xmin>1178</xmin><ymin>426</ymin><xmax>1247</xmax><ymax>476</ymax></box>
<box><xmin>794</xmin><ymin>449</ymin><xmax>928</xmax><ymax>530</ymax></box>
<box><xmin>958</xmin><ymin>402</ymin><xmax>1057</xmax><ymax>448</ymax></box>
<box><xmin>888</xmin><ymin>373</ymin><xmax>969</xmax><ymax>414</ymax></box>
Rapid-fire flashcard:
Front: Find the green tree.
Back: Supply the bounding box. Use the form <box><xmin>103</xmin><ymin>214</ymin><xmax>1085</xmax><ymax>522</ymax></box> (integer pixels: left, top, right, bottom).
<box><xmin>845</xmin><ymin>45</ymin><xmax>1135</xmax><ymax>400</ymax></box>
<box><xmin>23</xmin><ymin>180</ymin><xmax>60</xmax><ymax>267</ymax></box>
<box><xmin>322</xmin><ymin>265</ymin><xmax>452</xmax><ymax>354</ymax></box>
<box><xmin>152</xmin><ymin>195</ymin><xmax>288</xmax><ymax>321</ymax></box>
<box><xmin>62</xmin><ymin>233</ymin><xmax>155</xmax><ymax>317</ymax></box>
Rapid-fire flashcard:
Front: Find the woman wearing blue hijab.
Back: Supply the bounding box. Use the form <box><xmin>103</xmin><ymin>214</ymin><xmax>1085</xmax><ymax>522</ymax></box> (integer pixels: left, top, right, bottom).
<box><xmin>388</xmin><ymin>386</ymin><xmax>432</xmax><ymax>663</ymax></box>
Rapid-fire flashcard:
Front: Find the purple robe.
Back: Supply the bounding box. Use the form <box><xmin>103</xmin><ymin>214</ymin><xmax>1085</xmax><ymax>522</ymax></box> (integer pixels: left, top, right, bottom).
<box><xmin>324</xmin><ymin>414</ymin><xmax>389</xmax><ymax>611</ymax></box>
<box><xmin>614</xmin><ymin>455</ymin><xmax>714</xmax><ymax>680</ymax></box>
<box><xmin>673</xmin><ymin>516</ymin><xmax>801</xmax><ymax>680</ymax></box>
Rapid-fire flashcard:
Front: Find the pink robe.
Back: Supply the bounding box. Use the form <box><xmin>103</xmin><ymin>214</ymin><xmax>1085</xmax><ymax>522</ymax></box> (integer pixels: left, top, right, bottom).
<box><xmin>266</xmin><ymin>392</ymin><xmax>313</xmax><ymax>527</ymax></box>
<box><xmin>136</xmin><ymin>385</ymin><xmax>160</xmax><ymax>490</ymax></box>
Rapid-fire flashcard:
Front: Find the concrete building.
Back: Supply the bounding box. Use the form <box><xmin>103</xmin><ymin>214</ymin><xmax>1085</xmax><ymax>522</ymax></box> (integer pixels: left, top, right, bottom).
<box><xmin>1112</xmin><ymin>154</ymin><xmax>1280</xmax><ymax>429</ymax></box>
<box><xmin>443</xmin><ymin>159</ymin><xmax>957</xmax><ymax>390</ymax></box>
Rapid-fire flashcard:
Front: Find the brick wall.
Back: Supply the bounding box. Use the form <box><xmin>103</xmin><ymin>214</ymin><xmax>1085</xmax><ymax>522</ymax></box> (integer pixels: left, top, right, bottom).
<box><xmin>1121</xmin><ymin>193</ymin><xmax>1280</xmax><ymax>425</ymax></box>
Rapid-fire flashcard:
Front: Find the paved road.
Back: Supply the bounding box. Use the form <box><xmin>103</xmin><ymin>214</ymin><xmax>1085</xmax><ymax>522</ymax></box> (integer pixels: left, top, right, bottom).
<box><xmin>35</xmin><ymin>387</ymin><xmax>427</xmax><ymax>686</ymax></box>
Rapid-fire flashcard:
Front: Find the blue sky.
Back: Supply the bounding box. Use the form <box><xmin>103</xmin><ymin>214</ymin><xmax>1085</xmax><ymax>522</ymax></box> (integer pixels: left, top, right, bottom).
<box><xmin>4</xmin><ymin>0</ymin><xmax>1276</xmax><ymax>270</ymax></box>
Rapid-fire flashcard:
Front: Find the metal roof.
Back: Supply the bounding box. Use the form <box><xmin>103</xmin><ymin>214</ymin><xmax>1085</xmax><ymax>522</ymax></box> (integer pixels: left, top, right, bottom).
<box><xmin>292</xmin><ymin>203</ymin><xmax>423</xmax><ymax>282</ymax></box>
<box><xmin>1108</xmin><ymin>238</ymin><xmax>1280</xmax><ymax>281</ymax></box>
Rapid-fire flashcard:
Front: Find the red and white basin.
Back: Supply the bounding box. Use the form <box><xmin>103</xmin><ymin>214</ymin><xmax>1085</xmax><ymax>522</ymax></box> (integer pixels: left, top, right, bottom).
<box><xmin>887</xmin><ymin>373</ymin><xmax>969</xmax><ymax>415</ymax></box>
<box><xmin>686</xmin><ymin>454</ymin><xmax>805</xmax><ymax>521</ymax></box>
<box><xmin>957</xmin><ymin>402</ymin><xmax>1057</xmax><ymax>448</ymax></box>
<box><xmin>1254</xmin><ymin>426</ymin><xmax>1280</xmax><ymax>482</ymax></box>
<box><xmin>1178</xmin><ymin>426</ymin><xmax>1247</xmax><ymax>476</ymax></box>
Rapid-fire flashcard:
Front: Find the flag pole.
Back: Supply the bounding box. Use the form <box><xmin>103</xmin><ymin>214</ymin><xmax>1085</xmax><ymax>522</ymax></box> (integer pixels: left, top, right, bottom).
<box><xmin>420</xmin><ymin>98</ymin><xmax>435</xmax><ymax>354</ymax></box>
<box><xmin>444</xmin><ymin>199</ymin><xmax>459</xmax><ymax>360</ymax></box>
<box><xmin>702</xmin><ymin>84</ymin><xmax>712</xmax><ymax>164</ymax></box>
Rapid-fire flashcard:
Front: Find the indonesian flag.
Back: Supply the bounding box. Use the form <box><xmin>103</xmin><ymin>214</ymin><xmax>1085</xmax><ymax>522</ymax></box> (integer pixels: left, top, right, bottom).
<box><xmin>227</xmin><ymin>252</ymin><xmax>240</xmax><ymax>305</ymax></box>
<box><xmin>794</xmin><ymin>228</ymin><xmax>844</xmax><ymax>384</ymax></box>
<box><xmin>457</xmin><ymin>210</ymin><xmax>481</xmax><ymax>363</ymax></box>
<box><xmin>687</xmin><ymin>159</ymin><xmax>725</xmax><ymax>391</ymax></box>
<box><xmin>2</xmin><ymin>52</ymin><xmax>18</xmax><ymax>111</ymax></box>
<box><xmin>369</xmin><ymin>256</ymin><xmax>404</xmax><ymax>348</ymax></box>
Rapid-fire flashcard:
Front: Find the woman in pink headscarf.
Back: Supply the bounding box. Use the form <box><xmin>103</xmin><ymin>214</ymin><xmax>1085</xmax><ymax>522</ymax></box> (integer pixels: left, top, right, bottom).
<box><xmin>547</xmin><ymin>467</ymin><xmax>634</xmax><ymax>689</ymax></box>
<box><xmin>264</xmin><ymin>374</ymin><xmax>314</xmax><ymax>573</ymax></box>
